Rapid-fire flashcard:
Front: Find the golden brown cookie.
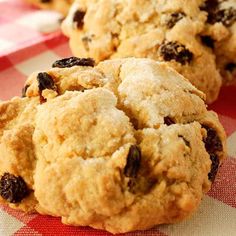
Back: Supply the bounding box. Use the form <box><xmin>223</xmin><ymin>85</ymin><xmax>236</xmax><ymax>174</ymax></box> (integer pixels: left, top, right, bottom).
<box><xmin>62</xmin><ymin>0</ymin><xmax>222</xmax><ymax>103</ymax></box>
<box><xmin>0</xmin><ymin>57</ymin><xmax>227</xmax><ymax>234</ymax></box>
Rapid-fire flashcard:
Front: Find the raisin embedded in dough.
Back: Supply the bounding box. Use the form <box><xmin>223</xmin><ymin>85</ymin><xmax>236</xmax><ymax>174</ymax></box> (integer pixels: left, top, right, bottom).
<box><xmin>52</xmin><ymin>57</ymin><xmax>95</xmax><ymax>68</ymax></box>
<box><xmin>0</xmin><ymin>173</ymin><xmax>29</xmax><ymax>203</ymax></box>
<box><xmin>159</xmin><ymin>41</ymin><xmax>193</xmax><ymax>65</ymax></box>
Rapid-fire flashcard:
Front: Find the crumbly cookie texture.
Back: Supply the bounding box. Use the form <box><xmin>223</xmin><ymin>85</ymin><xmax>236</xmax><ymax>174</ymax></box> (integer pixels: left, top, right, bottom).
<box><xmin>62</xmin><ymin>0</ymin><xmax>222</xmax><ymax>104</ymax></box>
<box><xmin>0</xmin><ymin>58</ymin><xmax>227</xmax><ymax>234</ymax></box>
<box><xmin>24</xmin><ymin>0</ymin><xmax>74</xmax><ymax>16</ymax></box>
<box><xmin>200</xmin><ymin>0</ymin><xmax>236</xmax><ymax>85</ymax></box>
<box><xmin>0</xmin><ymin>97</ymin><xmax>39</xmax><ymax>212</ymax></box>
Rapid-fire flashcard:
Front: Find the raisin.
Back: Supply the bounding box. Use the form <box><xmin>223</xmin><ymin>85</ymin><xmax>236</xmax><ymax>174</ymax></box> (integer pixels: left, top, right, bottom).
<box><xmin>37</xmin><ymin>72</ymin><xmax>56</xmax><ymax>103</ymax></box>
<box><xmin>164</xmin><ymin>116</ymin><xmax>175</xmax><ymax>126</ymax></box>
<box><xmin>225</xmin><ymin>63</ymin><xmax>236</xmax><ymax>72</ymax></box>
<box><xmin>202</xmin><ymin>0</ymin><xmax>236</xmax><ymax>27</ymax></box>
<box><xmin>41</xmin><ymin>0</ymin><xmax>51</xmax><ymax>3</ymax></box>
<box><xmin>0</xmin><ymin>173</ymin><xmax>29</xmax><ymax>203</ymax></box>
<box><xmin>21</xmin><ymin>85</ymin><xmax>30</xmax><ymax>98</ymax></box>
<box><xmin>73</xmin><ymin>10</ymin><xmax>86</xmax><ymax>28</ymax></box>
<box><xmin>159</xmin><ymin>41</ymin><xmax>193</xmax><ymax>65</ymax></box>
<box><xmin>166</xmin><ymin>12</ymin><xmax>186</xmax><ymax>29</ymax></box>
<box><xmin>200</xmin><ymin>0</ymin><xmax>218</xmax><ymax>13</ymax></box>
<box><xmin>203</xmin><ymin>125</ymin><xmax>223</xmax><ymax>154</ymax></box>
<box><xmin>209</xmin><ymin>8</ymin><xmax>236</xmax><ymax>26</ymax></box>
<box><xmin>201</xmin><ymin>36</ymin><xmax>215</xmax><ymax>49</ymax></box>
<box><xmin>124</xmin><ymin>145</ymin><xmax>141</xmax><ymax>178</ymax></box>
<box><xmin>52</xmin><ymin>57</ymin><xmax>95</xmax><ymax>68</ymax></box>
<box><xmin>202</xmin><ymin>125</ymin><xmax>223</xmax><ymax>181</ymax></box>
<box><xmin>208</xmin><ymin>153</ymin><xmax>220</xmax><ymax>181</ymax></box>
<box><xmin>37</xmin><ymin>72</ymin><xmax>55</xmax><ymax>92</ymax></box>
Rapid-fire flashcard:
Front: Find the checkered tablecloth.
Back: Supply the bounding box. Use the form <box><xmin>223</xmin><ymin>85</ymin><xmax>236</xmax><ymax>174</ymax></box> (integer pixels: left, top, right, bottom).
<box><xmin>0</xmin><ymin>0</ymin><xmax>236</xmax><ymax>235</ymax></box>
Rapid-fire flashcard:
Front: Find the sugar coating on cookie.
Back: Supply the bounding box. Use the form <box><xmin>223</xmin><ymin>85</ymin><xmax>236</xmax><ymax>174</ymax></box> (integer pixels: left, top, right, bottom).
<box><xmin>62</xmin><ymin>0</ymin><xmax>222</xmax><ymax>103</ymax></box>
<box><xmin>200</xmin><ymin>0</ymin><xmax>236</xmax><ymax>84</ymax></box>
<box><xmin>0</xmin><ymin>58</ymin><xmax>227</xmax><ymax>234</ymax></box>
<box><xmin>24</xmin><ymin>0</ymin><xmax>74</xmax><ymax>16</ymax></box>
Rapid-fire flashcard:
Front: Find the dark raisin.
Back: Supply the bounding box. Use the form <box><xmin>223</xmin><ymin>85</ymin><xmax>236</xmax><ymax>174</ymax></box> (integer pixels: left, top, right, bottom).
<box><xmin>210</xmin><ymin>8</ymin><xmax>236</xmax><ymax>26</ymax></box>
<box><xmin>37</xmin><ymin>72</ymin><xmax>55</xmax><ymax>92</ymax></box>
<box><xmin>73</xmin><ymin>10</ymin><xmax>86</xmax><ymax>28</ymax></box>
<box><xmin>200</xmin><ymin>0</ymin><xmax>218</xmax><ymax>13</ymax></box>
<box><xmin>201</xmin><ymin>36</ymin><xmax>215</xmax><ymax>49</ymax></box>
<box><xmin>41</xmin><ymin>0</ymin><xmax>51</xmax><ymax>3</ymax></box>
<box><xmin>0</xmin><ymin>173</ymin><xmax>29</xmax><ymax>203</ymax></box>
<box><xmin>225</xmin><ymin>63</ymin><xmax>236</xmax><ymax>72</ymax></box>
<box><xmin>159</xmin><ymin>41</ymin><xmax>193</xmax><ymax>65</ymax></box>
<box><xmin>202</xmin><ymin>125</ymin><xmax>223</xmax><ymax>154</ymax></box>
<box><xmin>21</xmin><ymin>85</ymin><xmax>30</xmax><ymax>98</ymax></box>
<box><xmin>37</xmin><ymin>72</ymin><xmax>56</xmax><ymax>103</ymax></box>
<box><xmin>164</xmin><ymin>116</ymin><xmax>175</xmax><ymax>126</ymax></box>
<box><xmin>202</xmin><ymin>125</ymin><xmax>223</xmax><ymax>182</ymax></box>
<box><xmin>166</xmin><ymin>12</ymin><xmax>186</xmax><ymax>29</ymax></box>
<box><xmin>208</xmin><ymin>153</ymin><xmax>220</xmax><ymax>181</ymax></box>
<box><xmin>52</xmin><ymin>57</ymin><xmax>95</xmax><ymax>68</ymax></box>
<box><xmin>124</xmin><ymin>145</ymin><xmax>141</xmax><ymax>178</ymax></box>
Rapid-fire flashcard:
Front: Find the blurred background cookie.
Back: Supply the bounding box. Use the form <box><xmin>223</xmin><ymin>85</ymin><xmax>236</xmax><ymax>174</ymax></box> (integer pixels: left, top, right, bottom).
<box><xmin>24</xmin><ymin>0</ymin><xmax>74</xmax><ymax>16</ymax></box>
<box><xmin>200</xmin><ymin>0</ymin><xmax>236</xmax><ymax>85</ymax></box>
<box><xmin>62</xmin><ymin>0</ymin><xmax>222</xmax><ymax>104</ymax></box>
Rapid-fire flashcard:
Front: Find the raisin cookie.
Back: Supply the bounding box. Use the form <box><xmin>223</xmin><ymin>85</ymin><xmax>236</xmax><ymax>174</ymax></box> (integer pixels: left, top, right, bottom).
<box><xmin>0</xmin><ymin>57</ymin><xmax>227</xmax><ymax>234</ymax></box>
<box><xmin>0</xmin><ymin>97</ymin><xmax>39</xmax><ymax>212</ymax></box>
<box><xmin>200</xmin><ymin>0</ymin><xmax>236</xmax><ymax>84</ymax></box>
<box><xmin>24</xmin><ymin>0</ymin><xmax>74</xmax><ymax>16</ymax></box>
<box><xmin>62</xmin><ymin>0</ymin><xmax>222</xmax><ymax>103</ymax></box>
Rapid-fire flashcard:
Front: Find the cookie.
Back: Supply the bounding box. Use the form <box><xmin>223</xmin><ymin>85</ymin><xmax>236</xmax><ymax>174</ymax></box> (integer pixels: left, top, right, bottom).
<box><xmin>62</xmin><ymin>0</ymin><xmax>222</xmax><ymax>103</ymax></box>
<box><xmin>24</xmin><ymin>0</ymin><xmax>74</xmax><ymax>16</ymax></box>
<box><xmin>200</xmin><ymin>0</ymin><xmax>236</xmax><ymax>84</ymax></box>
<box><xmin>0</xmin><ymin>58</ymin><xmax>227</xmax><ymax>234</ymax></box>
<box><xmin>0</xmin><ymin>97</ymin><xmax>39</xmax><ymax>212</ymax></box>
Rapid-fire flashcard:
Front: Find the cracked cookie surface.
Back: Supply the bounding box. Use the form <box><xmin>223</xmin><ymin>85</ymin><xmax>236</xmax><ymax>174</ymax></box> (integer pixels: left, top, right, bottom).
<box><xmin>62</xmin><ymin>0</ymin><xmax>222</xmax><ymax>103</ymax></box>
<box><xmin>0</xmin><ymin>58</ymin><xmax>227</xmax><ymax>234</ymax></box>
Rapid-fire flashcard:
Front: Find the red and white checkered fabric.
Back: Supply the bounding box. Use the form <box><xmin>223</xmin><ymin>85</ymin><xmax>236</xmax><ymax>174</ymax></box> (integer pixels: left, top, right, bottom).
<box><xmin>0</xmin><ymin>0</ymin><xmax>236</xmax><ymax>235</ymax></box>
